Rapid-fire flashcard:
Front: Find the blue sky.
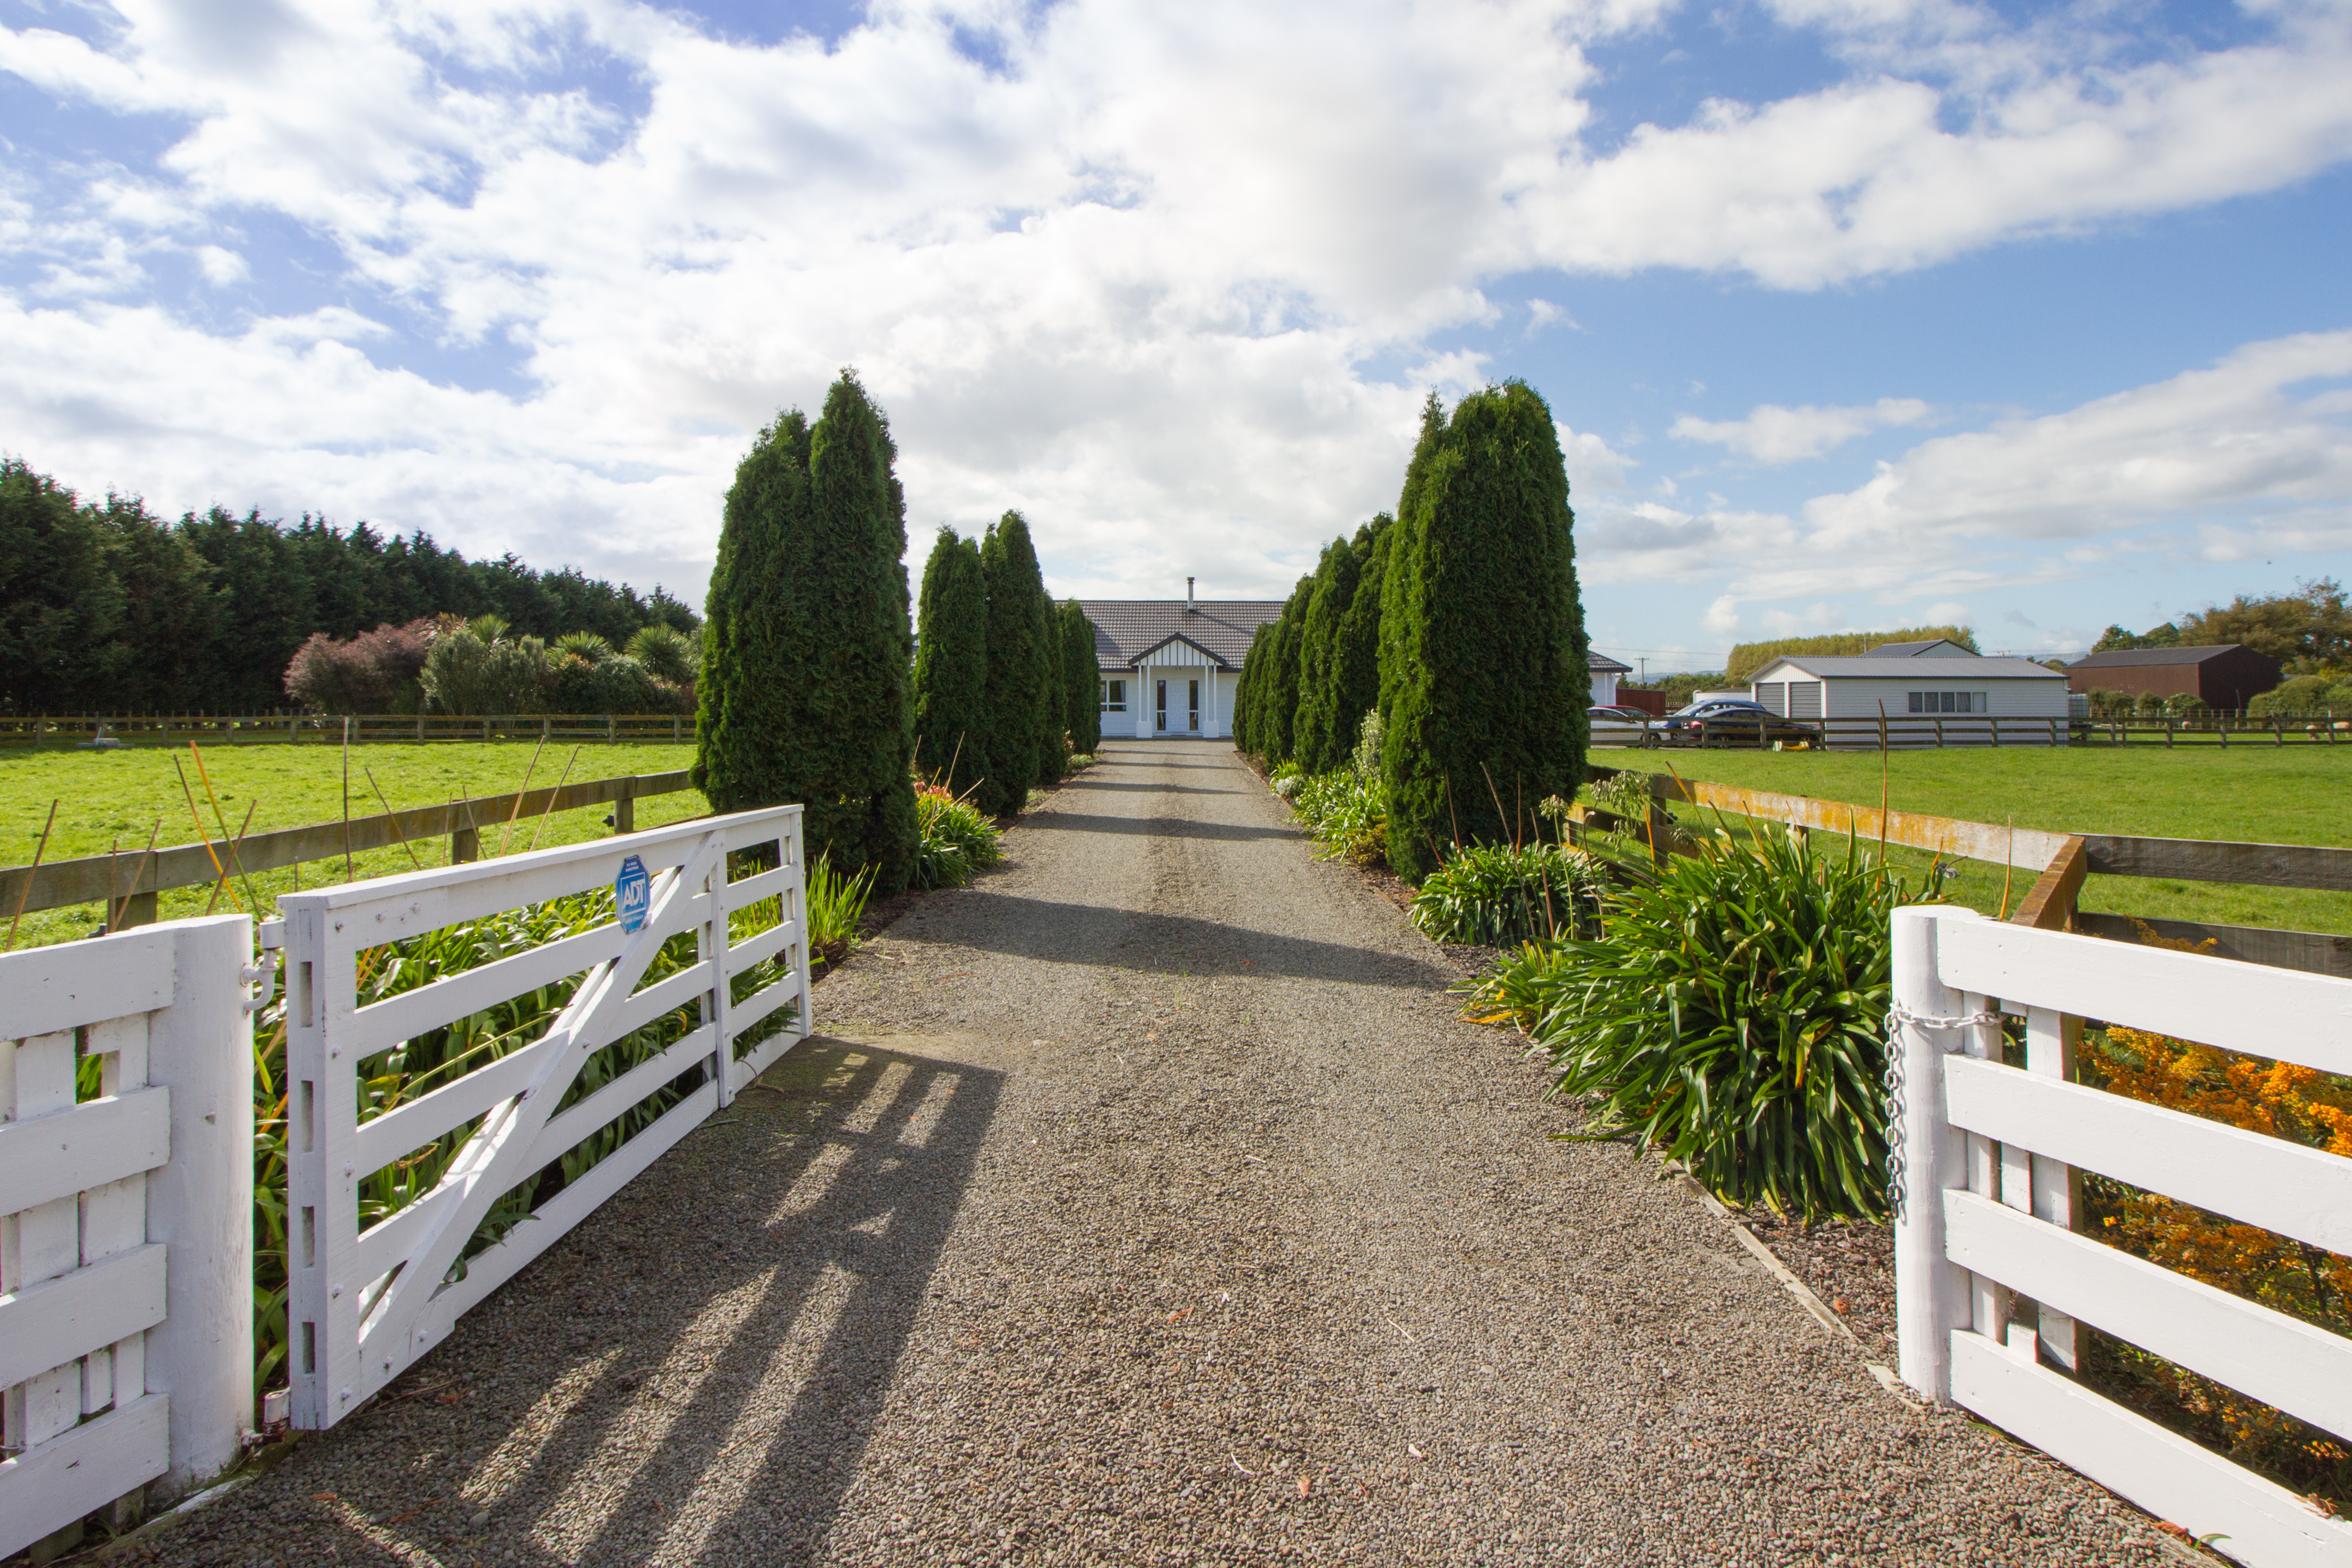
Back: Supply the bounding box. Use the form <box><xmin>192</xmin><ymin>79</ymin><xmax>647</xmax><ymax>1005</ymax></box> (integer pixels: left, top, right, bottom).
<box><xmin>5</xmin><ymin>0</ymin><xmax>2351</xmax><ymax>670</ymax></box>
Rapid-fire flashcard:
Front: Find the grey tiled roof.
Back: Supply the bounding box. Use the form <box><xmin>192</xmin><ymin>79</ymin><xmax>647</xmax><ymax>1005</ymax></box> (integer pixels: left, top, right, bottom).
<box><xmin>2066</xmin><ymin>645</ymin><xmax>2245</xmax><ymax>669</ymax></box>
<box><xmin>1079</xmin><ymin>602</ymin><xmax>1284</xmax><ymax>669</ymax></box>
<box><xmin>1588</xmin><ymin>649</ymin><xmax>1631</xmax><ymax>673</ymax></box>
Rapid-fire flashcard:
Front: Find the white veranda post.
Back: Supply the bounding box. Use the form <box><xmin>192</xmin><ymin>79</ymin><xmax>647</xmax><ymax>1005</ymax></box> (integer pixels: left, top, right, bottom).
<box><xmin>283</xmin><ymin>806</ymin><xmax>810</xmax><ymax>1430</ymax></box>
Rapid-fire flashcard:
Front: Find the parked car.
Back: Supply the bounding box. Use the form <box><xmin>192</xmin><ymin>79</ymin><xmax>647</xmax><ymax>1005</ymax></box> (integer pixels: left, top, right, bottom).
<box><xmin>1644</xmin><ymin>698</ymin><xmax>1821</xmax><ymax>748</ymax></box>
<box><xmin>1587</xmin><ymin>705</ymin><xmax>1652</xmax><ymax>744</ymax></box>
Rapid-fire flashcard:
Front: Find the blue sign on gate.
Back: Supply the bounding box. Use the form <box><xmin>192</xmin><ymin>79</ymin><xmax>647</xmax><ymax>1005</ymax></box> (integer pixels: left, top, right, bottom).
<box><xmin>615</xmin><ymin>854</ymin><xmax>650</xmax><ymax>933</ymax></box>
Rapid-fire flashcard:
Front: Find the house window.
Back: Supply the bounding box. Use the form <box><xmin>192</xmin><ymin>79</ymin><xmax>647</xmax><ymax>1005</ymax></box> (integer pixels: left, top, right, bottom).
<box><xmin>1907</xmin><ymin>691</ymin><xmax>1987</xmax><ymax>714</ymax></box>
<box><xmin>1101</xmin><ymin>678</ymin><xmax>1127</xmax><ymax>713</ymax></box>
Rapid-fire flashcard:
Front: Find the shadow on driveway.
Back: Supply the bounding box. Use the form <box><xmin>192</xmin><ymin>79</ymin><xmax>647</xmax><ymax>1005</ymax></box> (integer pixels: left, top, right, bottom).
<box><xmin>256</xmin><ymin>1039</ymin><xmax>1003</xmax><ymax>1567</ymax></box>
<box><xmin>1019</xmin><ymin>811</ymin><xmax>1298</xmax><ymax>842</ymax></box>
<box><xmin>893</xmin><ymin>892</ymin><xmax>1451</xmax><ymax>989</ymax></box>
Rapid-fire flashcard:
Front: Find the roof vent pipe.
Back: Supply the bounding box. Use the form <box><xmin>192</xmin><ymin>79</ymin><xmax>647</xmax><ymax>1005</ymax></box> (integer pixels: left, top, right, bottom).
<box><xmin>1186</xmin><ymin>577</ymin><xmax>1195</xmax><ymax>611</ymax></box>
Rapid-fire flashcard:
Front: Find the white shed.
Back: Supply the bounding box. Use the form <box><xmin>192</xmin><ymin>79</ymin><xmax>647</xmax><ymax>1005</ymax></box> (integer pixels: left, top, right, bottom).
<box><xmin>1749</xmin><ymin>651</ymin><xmax>2070</xmax><ymax>746</ymax></box>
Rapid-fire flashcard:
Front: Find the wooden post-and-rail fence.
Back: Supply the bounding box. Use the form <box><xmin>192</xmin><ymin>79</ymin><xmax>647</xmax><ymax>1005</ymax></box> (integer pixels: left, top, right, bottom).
<box><xmin>0</xmin><ymin>713</ymin><xmax>694</xmax><ymax>749</ymax></box>
<box><xmin>1582</xmin><ymin>765</ymin><xmax>2352</xmax><ymax>980</ymax></box>
<box><xmin>0</xmin><ymin>770</ymin><xmax>696</xmax><ymax>931</ymax></box>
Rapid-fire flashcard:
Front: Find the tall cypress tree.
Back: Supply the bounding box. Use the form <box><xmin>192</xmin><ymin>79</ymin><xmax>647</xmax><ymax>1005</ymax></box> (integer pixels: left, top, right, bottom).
<box><xmin>1263</xmin><ymin>577</ymin><xmax>1314</xmax><ymax>765</ymax></box>
<box><xmin>695</xmin><ymin>372</ymin><xmax>920</xmax><ymax>891</ymax></box>
<box><xmin>1292</xmin><ymin>535</ymin><xmax>1364</xmax><ymax>775</ymax></box>
<box><xmin>1380</xmin><ymin>380</ymin><xmax>1587</xmax><ymax>881</ymax></box>
<box><xmin>979</xmin><ymin>511</ymin><xmax>1054</xmax><ymax>815</ymax></box>
<box><xmin>1378</xmin><ymin>392</ymin><xmax>1448</xmax><ymax>734</ymax></box>
<box><xmin>1233</xmin><ymin>625</ymin><xmax>1268</xmax><ymax>757</ymax></box>
<box><xmin>1059</xmin><ymin>600</ymin><xmax>1102</xmax><ymax>755</ymax></box>
<box><xmin>913</xmin><ymin>526</ymin><xmax>990</xmax><ymax>796</ymax></box>
<box><xmin>1333</xmin><ymin>513</ymin><xmax>1392</xmax><ymax>760</ymax></box>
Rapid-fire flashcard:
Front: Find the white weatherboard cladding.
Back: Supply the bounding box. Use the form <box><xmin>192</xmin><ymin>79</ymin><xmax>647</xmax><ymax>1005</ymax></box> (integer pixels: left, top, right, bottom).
<box><xmin>1749</xmin><ymin>664</ymin><xmax>2070</xmax><ymax>720</ymax></box>
<box><xmin>1126</xmin><ymin>655</ymin><xmax>1227</xmax><ymax>738</ymax></box>
<box><xmin>1893</xmin><ymin>906</ymin><xmax>2352</xmax><ymax>1567</ymax></box>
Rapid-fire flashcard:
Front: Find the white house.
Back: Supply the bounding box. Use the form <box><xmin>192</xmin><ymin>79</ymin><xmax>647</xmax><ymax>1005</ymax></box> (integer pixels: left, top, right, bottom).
<box><xmin>1080</xmin><ymin>585</ymin><xmax>1637</xmax><ymax>740</ymax></box>
<box><xmin>1080</xmin><ymin>592</ymin><xmax>1282</xmax><ymax>739</ymax></box>
<box><xmin>1588</xmin><ymin>649</ymin><xmax>1631</xmax><ymax>706</ymax></box>
<box><xmin>1748</xmin><ymin>641</ymin><xmax>2069</xmax><ymax>745</ymax></box>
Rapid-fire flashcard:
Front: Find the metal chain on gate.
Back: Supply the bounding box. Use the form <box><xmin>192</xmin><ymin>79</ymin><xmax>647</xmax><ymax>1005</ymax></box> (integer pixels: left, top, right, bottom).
<box><xmin>1883</xmin><ymin>1001</ymin><xmax>2003</xmax><ymax>1222</ymax></box>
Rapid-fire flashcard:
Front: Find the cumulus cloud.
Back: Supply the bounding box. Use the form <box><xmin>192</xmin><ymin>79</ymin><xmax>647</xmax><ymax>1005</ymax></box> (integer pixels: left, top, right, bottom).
<box><xmin>3</xmin><ymin>0</ymin><xmax>2350</xmax><ymax>600</ymax></box>
<box><xmin>1585</xmin><ymin>330</ymin><xmax>2352</xmax><ymax>616</ymax></box>
<box><xmin>1671</xmin><ymin>397</ymin><xmax>1933</xmax><ymax>462</ymax></box>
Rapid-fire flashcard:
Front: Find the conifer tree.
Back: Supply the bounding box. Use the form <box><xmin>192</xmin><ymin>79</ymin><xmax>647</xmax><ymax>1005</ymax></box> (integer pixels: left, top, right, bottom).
<box><xmin>1333</xmin><ymin>513</ymin><xmax>1392</xmax><ymax>758</ymax></box>
<box><xmin>1234</xmin><ymin>625</ymin><xmax>1270</xmax><ymax>757</ymax></box>
<box><xmin>979</xmin><ymin>510</ymin><xmax>1054</xmax><ymax>813</ymax></box>
<box><xmin>1378</xmin><ymin>392</ymin><xmax>1448</xmax><ymax>732</ymax></box>
<box><xmin>1059</xmin><ymin>600</ymin><xmax>1102</xmax><ymax>755</ymax></box>
<box><xmin>1380</xmin><ymin>381</ymin><xmax>1587</xmax><ymax>881</ymax></box>
<box><xmin>1292</xmin><ymin>535</ymin><xmax>1364</xmax><ymax>775</ymax></box>
<box><xmin>695</xmin><ymin>372</ymin><xmax>920</xmax><ymax>891</ymax></box>
<box><xmin>913</xmin><ymin>526</ymin><xmax>990</xmax><ymax>796</ymax></box>
<box><xmin>1263</xmin><ymin>577</ymin><xmax>1314</xmax><ymax>765</ymax></box>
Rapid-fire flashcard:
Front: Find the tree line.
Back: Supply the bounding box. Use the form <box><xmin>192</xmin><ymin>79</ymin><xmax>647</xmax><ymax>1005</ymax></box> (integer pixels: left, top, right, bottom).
<box><xmin>693</xmin><ymin>371</ymin><xmax>1104</xmax><ymax>897</ymax></box>
<box><xmin>1231</xmin><ymin>383</ymin><xmax>1590</xmax><ymax>881</ymax></box>
<box><xmin>0</xmin><ymin>456</ymin><xmax>697</xmax><ymax>715</ymax></box>
<box><xmin>2095</xmin><ymin>578</ymin><xmax>2351</xmax><ymax>672</ymax></box>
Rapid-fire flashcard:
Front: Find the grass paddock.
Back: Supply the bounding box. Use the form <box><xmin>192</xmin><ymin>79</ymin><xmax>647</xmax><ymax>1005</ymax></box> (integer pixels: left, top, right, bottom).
<box><xmin>2</xmin><ymin>741</ymin><xmax>704</xmax><ymax>950</ymax></box>
<box><xmin>1601</xmin><ymin>744</ymin><xmax>2352</xmax><ymax>933</ymax></box>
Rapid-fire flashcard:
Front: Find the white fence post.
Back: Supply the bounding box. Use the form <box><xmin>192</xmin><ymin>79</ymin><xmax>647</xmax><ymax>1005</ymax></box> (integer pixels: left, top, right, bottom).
<box><xmin>144</xmin><ymin>915</ymin><xmax>256</xmax><ymax>1491</ymax></box>
<box><xmin>0</xmin><ymin>915</ymin><xmax>252</xmax><ymax>1560</ymax></box>
<box><xmin>1890</xmin><ymin>904</ymin><xmax>1979</xmax><ymax>1404</ymax></box>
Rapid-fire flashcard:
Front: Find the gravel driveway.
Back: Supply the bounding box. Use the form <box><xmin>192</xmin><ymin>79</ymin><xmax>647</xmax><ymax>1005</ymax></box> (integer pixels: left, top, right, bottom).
<box><xmin>132</xmin><ymin>739</ymin><xmax>2177</xmax><ymax>1567</ymax></box>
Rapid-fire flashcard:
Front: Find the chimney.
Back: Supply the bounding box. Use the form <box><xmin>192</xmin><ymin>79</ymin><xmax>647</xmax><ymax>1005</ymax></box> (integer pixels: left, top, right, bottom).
<box><xmin>1186</xmin><ymin>577</ymin><xmax>1195</xmax><ymax>612</ymax></box>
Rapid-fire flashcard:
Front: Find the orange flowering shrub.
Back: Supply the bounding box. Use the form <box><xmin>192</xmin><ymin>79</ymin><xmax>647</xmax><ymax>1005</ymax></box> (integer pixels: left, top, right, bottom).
<box><xmin>2082</xmin><ymin>1025</ymin><xmax>2352</xmax><ymax>1511</ymax></box>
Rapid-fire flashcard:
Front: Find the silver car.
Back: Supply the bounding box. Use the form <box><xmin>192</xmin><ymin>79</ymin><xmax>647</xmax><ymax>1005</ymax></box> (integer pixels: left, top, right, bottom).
<box><xmin>1587</xmin><ymin>705</ymin><xmax>1653</xmax><ymax>746</ymax></box>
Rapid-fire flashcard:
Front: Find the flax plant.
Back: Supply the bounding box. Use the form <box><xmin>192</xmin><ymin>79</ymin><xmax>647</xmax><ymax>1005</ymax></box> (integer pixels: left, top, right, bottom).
<box><xmin>1467</xmin><ymin>823</ymin><xmax>1923</xmax><ymax>1218</ymax></box>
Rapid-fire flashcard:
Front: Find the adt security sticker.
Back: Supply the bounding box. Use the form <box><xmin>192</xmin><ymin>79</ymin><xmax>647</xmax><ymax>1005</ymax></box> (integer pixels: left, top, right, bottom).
<box><xmin>615</xmin><ymin>854</ymin><xmax>650</xmax><ymax>933</ymax></box>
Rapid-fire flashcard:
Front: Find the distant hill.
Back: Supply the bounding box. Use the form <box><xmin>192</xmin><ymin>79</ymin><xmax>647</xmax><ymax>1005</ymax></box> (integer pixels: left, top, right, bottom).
<box><xmin>1725</xmin><ymin>626</ymin><xmax>1977</xmax><ymax>684</ymax></box>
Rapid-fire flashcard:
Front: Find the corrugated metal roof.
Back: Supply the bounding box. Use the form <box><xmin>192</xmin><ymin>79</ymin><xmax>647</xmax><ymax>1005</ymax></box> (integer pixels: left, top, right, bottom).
<box><xmin>2066</xmin><ymin>645</ymin><xmax>2245</xmax><ymax>669</ymax></box>
<box><xmin>1754</xmin><ymin>655</ymin><xmax>2066</xmax><ymax>680</ymax></box>
<box><xmin>1864</xmin><ymin>639</ymin><xmax>1976</xmax><ymax>657</ymax></box>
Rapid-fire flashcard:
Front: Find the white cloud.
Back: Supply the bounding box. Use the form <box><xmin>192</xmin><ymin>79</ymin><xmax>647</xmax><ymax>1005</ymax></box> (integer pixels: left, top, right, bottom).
<box><xmin>1583</xmin><ymin>330</ymin><xmax>2352</xmax><ymax>613</ymax></box>
<box><xmin>3</xmin><ymin>0</ymin><xmax>2350</xmax><ymax>602</ymax></box>
<box><xmin>194</xmin><ymin>244</ymin><xmax>248</xmax><ymax>284</ymax></box>
<box><xmin>1671</xmin><ymin>397</ymin><xmax>1933</xmax><ymax>463</ymax></box>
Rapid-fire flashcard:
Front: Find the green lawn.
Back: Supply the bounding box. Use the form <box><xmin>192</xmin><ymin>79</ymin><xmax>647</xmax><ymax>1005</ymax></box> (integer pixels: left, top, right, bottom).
<box><xmin>1599</xmin><ymin>745</ymin><xmax>2352</xmax><ymax>933</ymax></box>
<box><xmin>2</xmin><ymin>741</ymin><xmax>705</xmax><ymax>950</ymax></box>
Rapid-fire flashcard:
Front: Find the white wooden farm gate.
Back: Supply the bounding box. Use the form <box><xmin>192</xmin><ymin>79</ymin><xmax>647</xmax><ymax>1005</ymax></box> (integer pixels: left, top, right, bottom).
<box><xmin>1890</xmin><ymin>906</ymin><xmax>2352</xmax><ymax>1567</ymax></box>
<box><xmin>1</xmin><ymin>917</ymin><xmax>255</xmax><ymax>1560</ymax></box>
<box><xmin>283</xmin><ymin>805</ymin><xmax>810</xmax><ymax>1430</ymax></box>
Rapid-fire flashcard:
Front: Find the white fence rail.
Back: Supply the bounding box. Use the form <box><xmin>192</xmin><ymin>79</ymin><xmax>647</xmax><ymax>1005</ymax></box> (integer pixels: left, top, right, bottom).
<box><xmin>284</xmin><ymin>805</ymin><xmax>809</xmax><ymax>1431</ymax></box>
<box><xmin>1891</xmin><ymin>906</ymin><xmax>2352</xmax><ymax>1567</ymax></box>
<box><xmin>1</xmin><ymin>917</ymin><xmax>254</xmax><ymax>1560</ymax></box>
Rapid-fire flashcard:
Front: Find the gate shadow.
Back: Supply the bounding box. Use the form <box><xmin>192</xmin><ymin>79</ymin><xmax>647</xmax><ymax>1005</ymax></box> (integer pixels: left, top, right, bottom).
<box><xmin>302</xmin><ymin>1038</ymin><xmax>1003</xmax><ymax>1567</ymax></box>
<box><xmin>893</xmin><ymin>892</ymin><xmax>1455</xmax><ymax>989</ymax></box>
